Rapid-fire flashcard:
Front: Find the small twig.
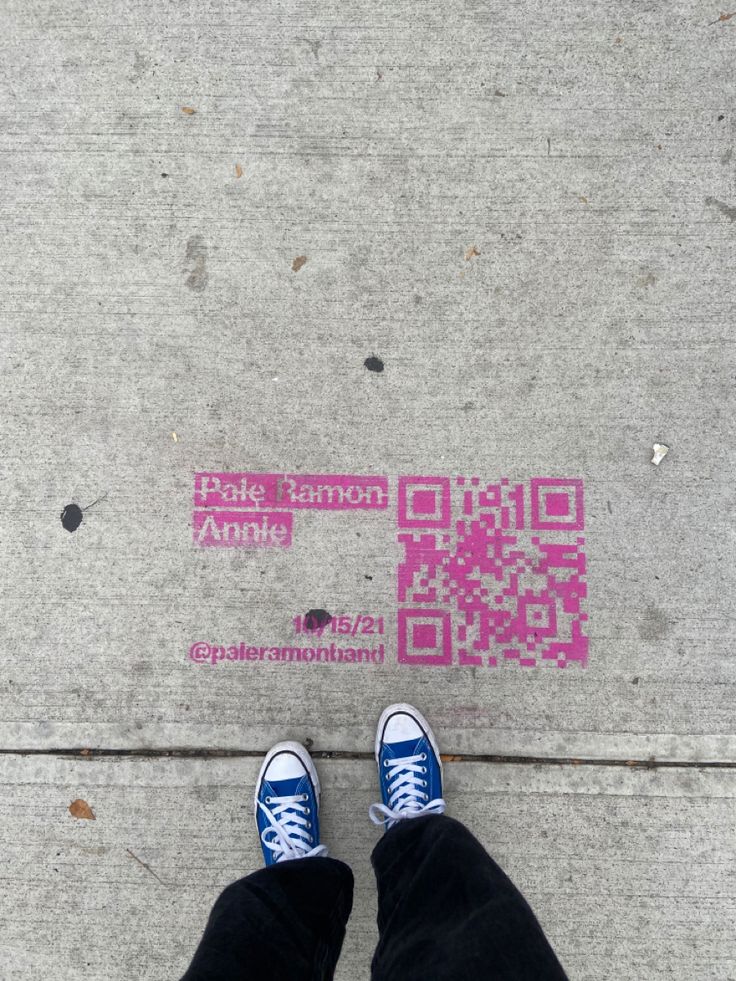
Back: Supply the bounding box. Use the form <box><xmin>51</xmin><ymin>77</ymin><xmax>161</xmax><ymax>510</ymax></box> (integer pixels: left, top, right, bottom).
<box><xmin>126</xmin><ymin>848</ymin><xmax>166</xmax><ymax>886</ymax></box>
<box><xmin>82</xmin><ymin>492</ymin><xmax>109</xmax><ymax>512</ymax></box>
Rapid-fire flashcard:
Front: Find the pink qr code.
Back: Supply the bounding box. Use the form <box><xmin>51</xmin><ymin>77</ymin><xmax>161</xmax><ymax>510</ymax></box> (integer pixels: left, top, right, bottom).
<box><xmin>397</xmin><ymin>477</ymin><xmax>588</xmax><ymax>669</ymax></box>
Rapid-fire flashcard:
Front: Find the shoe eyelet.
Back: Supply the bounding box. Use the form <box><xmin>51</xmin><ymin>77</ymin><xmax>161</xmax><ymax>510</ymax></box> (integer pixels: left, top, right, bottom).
<box><xmin>305</xmin><ymin>808</ymin><xmax>310</xmax><ymax>815</ymax></box>
<box><xmin>383</xmin><ymin>759</ymin><xmax>390</xmax><ymax>767</ymax></box>
<box><xmin>306</xmin><ymin>821</ymin><xmax>312</xmax><ymax>829</ymax></box>
<box><xmin>420</xmin><ymin>753</ymin><xmax>427</xmax><ymax>761</ymax></box>
<box><xmin>421</xmin><ymin>767</ymin><xmax>427</xmax><ymax>774</ymax></box>
<box><xmin>265</xmin><ymin>796</ymin><xmax>272</xmax><ymax>804</ymax></box>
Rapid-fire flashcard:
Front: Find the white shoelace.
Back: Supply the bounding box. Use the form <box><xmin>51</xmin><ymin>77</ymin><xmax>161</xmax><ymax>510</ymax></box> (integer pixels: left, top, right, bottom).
<box><xmin>369</xmin><ymin>752</ymin><xmax>446</xmax><ymax>828</ymax></box>
<box><xmin>258</xmin><ymin>794</ymin><xmax>328</xmax><ymax>863</ymax></box>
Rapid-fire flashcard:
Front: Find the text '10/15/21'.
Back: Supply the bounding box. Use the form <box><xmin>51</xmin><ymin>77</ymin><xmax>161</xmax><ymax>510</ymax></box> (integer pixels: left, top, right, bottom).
<box><xmin>293</xmin><ymin>615</ymin><xmax>385</xmax><ymax>636</ymax></box>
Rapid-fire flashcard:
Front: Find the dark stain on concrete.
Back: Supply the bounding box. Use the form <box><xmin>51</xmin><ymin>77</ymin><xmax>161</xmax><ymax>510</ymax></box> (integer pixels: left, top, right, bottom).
<box><xmin>299</xmin><ymin>38</ymin><xmax>322</xmax><ymax>60</ymax></box>
<box><xmin>364</xmin><ymin>356</ymin><xmax>384</xmax><ymax>372</ymax></box>
<box><xmin>638</xmin><ymin>605</ymin><xmax>668</xmax><ymax>642</ymax></box>
<box><xmin>705</xmin><ymin>196</ymin><xmax>736</xmax><ymax>221</ymax></box>
<box><xmin>128</xmin><ymin>51</ymin><xmax>147</xmax><ymax>84</ymax></box>
<box><xmin>185</xmin><ymin>235</ymin><xmax>209</xmax><ymax>291</ymax></box>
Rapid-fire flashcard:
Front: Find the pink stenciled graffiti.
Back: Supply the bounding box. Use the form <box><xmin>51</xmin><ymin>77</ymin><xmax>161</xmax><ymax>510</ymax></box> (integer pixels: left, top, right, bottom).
<box><xmin>190</xmin><ymin>472</ymin><xmax>588</xmax><ymax>669</ymax></box>
<box><xmin>397</xmin><ymin>477</ymin><xmax>588</xmax><ymax>669</ymax></box>
<box><xmin>194</xmin><ymin>472</ymin><xmax>389</xmax><ymax>511</ymax></box>
<box><xmin>193</xmin><ymin>510</ymin><xmax>293</xmax><ymax>548</ymax></box>
<box><xmin>192</xmin><ymin>473</ymin><xmax>388</xmax><ymax>548</ymax></box>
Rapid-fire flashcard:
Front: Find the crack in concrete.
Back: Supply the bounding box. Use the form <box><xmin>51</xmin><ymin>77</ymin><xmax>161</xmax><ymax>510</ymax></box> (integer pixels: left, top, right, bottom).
<box><xmin>0</xmin><ymin>748</ymin><xmax>734</xmax><ymax>769</ymax></box>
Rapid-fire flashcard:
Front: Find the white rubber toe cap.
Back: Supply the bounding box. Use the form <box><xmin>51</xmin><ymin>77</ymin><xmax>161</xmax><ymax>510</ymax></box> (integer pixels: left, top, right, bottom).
<box><xmin>255</xmin><ymin>741</ymin><xmax>321</xmax><ymax>810</ymax></box>
<box><xmin>375</xmin><ymin>703</ymin><xmax>442</xmax><ymax>764</ymax></box>
<box><xmin>383</xmin><ymin>710</ymin><xmax>423</xmax><ymax>743</ymax></box>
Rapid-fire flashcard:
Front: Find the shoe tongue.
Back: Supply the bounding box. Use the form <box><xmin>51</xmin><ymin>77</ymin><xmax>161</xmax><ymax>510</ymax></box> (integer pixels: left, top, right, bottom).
<box><xmin>384</xmin><ymin>738</ymin><xmax>421</xmax><ymax>760</ymax></box>
<box><xmin>265</xmin><ymin>775</ymin><xmax>304</xmax><ymax>801</ymax></box>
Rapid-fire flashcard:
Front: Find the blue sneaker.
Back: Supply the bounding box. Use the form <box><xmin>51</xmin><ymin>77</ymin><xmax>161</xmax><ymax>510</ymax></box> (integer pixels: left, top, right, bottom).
<box><xmin>254</xmin><ymin>741</ymin><xmax>327</xmax><ymax>866</ymax></box>
<box><xmin>369</xmin><ymin>703</ymin><xmax>446</xmax><ymax>829</ymax></box>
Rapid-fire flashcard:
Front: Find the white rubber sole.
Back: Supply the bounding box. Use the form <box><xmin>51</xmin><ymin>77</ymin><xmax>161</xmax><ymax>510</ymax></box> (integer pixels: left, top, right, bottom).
<box><xmin>253</xmin><ymin>740</ymin><xmax>321</xmax><ymax>817</ymax></box>
<box><xmin>374</xmin><ymin>703</ymin><xmax>443</xmax><ymax>773</ymax></box>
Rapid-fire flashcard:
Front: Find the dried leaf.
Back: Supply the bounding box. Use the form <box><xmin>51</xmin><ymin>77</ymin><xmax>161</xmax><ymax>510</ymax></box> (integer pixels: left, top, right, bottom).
<box><xmin>69</xmin><ymin>799</ymin><xmax>96</xmax><ymax>820</ymax></box>
<box><xmin>292</xmin><ymin>255</ymin><xmax>308</xmax><ymax>273</ymax></box>
<box><xmin>464</xmin><ymin>245</ymin><xmax>480</xmax><ymax>261</ymax></box>
<box><xmin>718</xmin><ymin>11</ymin><xmax>735</xmax><ymax>21</ymax></box>
<box><xmin>235</xmin><ymin>163</ymin><xmax>243</xmax><ymax>178</ymax></box>
<box><xmin>181</xmin><ymin>106</ymin><xmax>196</xmax><ymax>115</ymax></box>
<box><xmin>579</xmin><ymin>195</ymin><xmax>589</xmax><ymax>205</ymax></box>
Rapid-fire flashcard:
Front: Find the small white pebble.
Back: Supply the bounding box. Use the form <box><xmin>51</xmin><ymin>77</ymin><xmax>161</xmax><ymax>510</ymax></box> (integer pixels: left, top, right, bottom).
<box><xmin>651</xmin><ymin>443</ymin><xmax>669</xmax><ymax>466</ymax></box>
<box><xmin>171</xmin><ymin>432</ymin><xmax>178</xmax><ymax>443</ymax></box>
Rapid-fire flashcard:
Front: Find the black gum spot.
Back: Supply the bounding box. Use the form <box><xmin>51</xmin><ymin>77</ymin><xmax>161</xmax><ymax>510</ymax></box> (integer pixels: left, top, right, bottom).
<box><xmin>304</xmin><ymin>609</ymin><xmax>332</xmax><ymax>630</ymax></box>
<box><xmin>364</xmin><ymin>356</ymin><xmax>384</xmax><ymax>373</ymax></box>
<box><xmin>61</xmin><ymin>504</ymin><xmax>83</xmax><ymax>533</ymax></box>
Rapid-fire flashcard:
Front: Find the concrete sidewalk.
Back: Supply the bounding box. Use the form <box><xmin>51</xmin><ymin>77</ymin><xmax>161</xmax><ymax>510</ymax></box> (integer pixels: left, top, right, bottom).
<box><xmin>2</xmin><ymin>756</ymin><xmax>734</xmax><ymax>980</ymax></box>
<box><xmin>1</xmin><ymin>0</ymin><xmax>735</xmax><ymax>977</ymax></box>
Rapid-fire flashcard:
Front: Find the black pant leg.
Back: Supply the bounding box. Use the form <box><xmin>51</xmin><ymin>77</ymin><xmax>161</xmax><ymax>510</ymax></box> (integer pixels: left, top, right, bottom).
<box><xmin>181</xmin><ymin>856</ymin><xmax>354</xmax><ymax>981</ymax></box>
<box><xmin>370</xmin><ymin>815</ymin><xmax>568</xmax><ymax>981</ymax></box>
